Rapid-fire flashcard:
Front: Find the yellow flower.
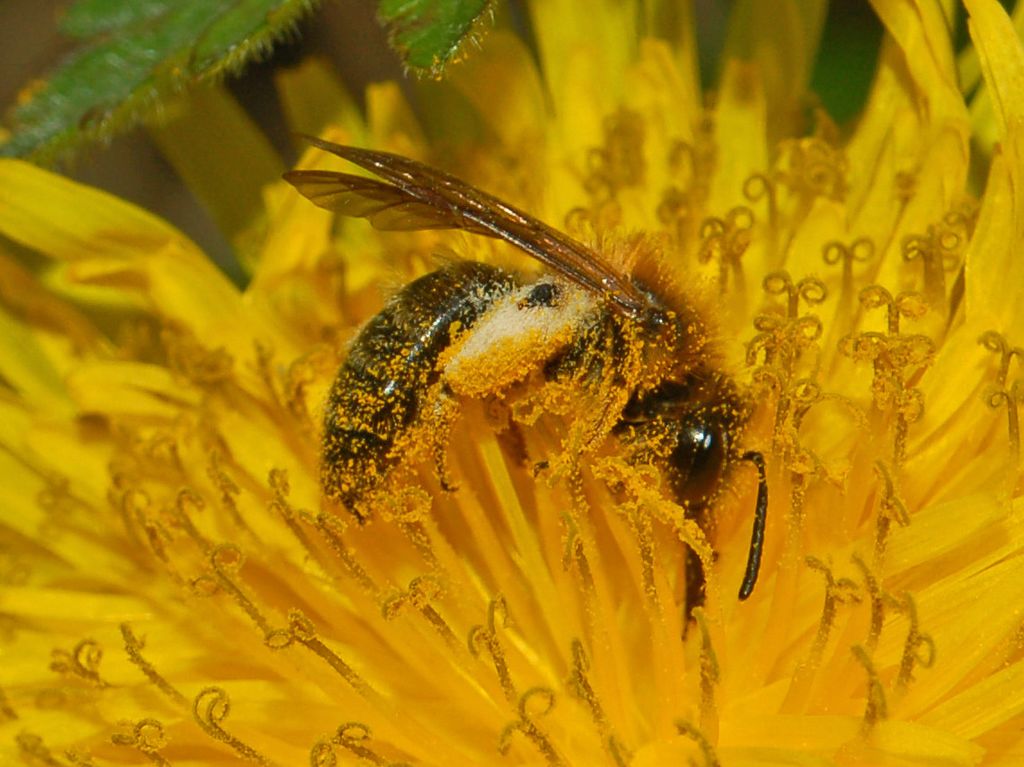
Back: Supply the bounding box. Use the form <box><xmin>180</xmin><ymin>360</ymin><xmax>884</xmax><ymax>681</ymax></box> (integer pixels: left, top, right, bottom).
<box><xmin>1</xmin><ymin>1</ymin><xmax>1023</xmax><ymax>765</ymax></box>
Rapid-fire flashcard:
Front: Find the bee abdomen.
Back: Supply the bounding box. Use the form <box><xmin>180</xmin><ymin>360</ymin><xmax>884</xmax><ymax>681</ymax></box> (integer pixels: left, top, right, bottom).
<box><xmin>322</xmin><ymin>261</ymin><xmax>516</xmax><ymax>512</ymax></box>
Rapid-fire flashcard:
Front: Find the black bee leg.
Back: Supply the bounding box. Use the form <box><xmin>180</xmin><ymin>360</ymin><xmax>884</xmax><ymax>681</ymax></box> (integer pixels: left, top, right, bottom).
<box><xmin>738</xmin><ymin>450</ymin><xmax>768</xmax><ymax>600</ymax></box>
<box><xmin>429</xmin><ymin>383</ymin><xmax>461</xmax><ymax>493</ymax></box>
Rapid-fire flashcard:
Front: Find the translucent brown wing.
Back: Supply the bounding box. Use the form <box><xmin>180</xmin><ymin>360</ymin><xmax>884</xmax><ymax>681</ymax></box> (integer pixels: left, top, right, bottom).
<box><xmin>283</xmin><ymin>136</ymin><xmax>655</xmax><ymax>320</ymax></box>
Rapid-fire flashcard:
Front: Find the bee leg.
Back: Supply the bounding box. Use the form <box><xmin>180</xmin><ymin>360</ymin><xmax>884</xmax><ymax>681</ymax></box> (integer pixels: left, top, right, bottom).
<box><xmin>428</xmin><ymin>383</ymin><xmax>461</xmax><ymax>493</ymax></box>
<box><xmin>738</xmin><ymin>450</ymin><xmax>768</xmax><ymax>600</ymax></box>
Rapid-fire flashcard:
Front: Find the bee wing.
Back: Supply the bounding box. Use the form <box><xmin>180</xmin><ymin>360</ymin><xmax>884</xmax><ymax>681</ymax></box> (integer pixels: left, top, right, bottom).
<box><xmin>282</xmin><ymin>170</ymin><xmax>497</xmax><ymax>234</ymax></box>
<box><xmin>284</xmin><ymin>136</ymin><xmax>654</xmax><ymax>320</ymax></box>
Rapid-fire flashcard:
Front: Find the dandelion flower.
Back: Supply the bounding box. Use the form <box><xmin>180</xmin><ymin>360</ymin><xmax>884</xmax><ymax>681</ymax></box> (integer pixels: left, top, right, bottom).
<box><xmin>1</xmin><ymin>1</ymin><xmax>1023</xmax><ymax>765</ymax></box>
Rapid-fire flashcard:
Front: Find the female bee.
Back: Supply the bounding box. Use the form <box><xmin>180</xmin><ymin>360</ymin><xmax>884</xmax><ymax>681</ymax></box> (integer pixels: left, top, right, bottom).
<box><xmin>284</xmin><ymin>137</ymin><xmax>767</xmax><ymax>604</ymax></box>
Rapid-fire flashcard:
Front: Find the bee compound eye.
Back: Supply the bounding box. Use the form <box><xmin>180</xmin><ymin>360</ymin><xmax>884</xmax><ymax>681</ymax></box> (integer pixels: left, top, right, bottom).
<box><xmin>668</xmin><ymin>416</ymin><xmax>727</xmax><ymax>508</ymax></box>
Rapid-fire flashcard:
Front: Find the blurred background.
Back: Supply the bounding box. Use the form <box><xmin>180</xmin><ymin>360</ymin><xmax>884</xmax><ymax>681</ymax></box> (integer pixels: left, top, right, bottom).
<box><xmin>1</xmin><ymin>0</ymin><xmax>890</xmax><ymax>268</ymax></box>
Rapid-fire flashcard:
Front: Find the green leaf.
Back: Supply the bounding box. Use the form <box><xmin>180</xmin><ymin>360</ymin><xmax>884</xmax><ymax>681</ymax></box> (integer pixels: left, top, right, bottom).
<box><xmin>1</xmin><ymin>0</ymin><xmax>320</xmax><ymax>162</ymax></box>
<box><xmin>378</xmin><ymin>0</ymin><xmax>494</xmax><ymax>77</ymax></box>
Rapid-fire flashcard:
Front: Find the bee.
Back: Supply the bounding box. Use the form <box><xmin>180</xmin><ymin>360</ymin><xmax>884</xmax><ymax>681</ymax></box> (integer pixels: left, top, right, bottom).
<box><xmin>284</xmin><ymin>137</ymin><xmax>768</xmax><ymax>606</ymax></box>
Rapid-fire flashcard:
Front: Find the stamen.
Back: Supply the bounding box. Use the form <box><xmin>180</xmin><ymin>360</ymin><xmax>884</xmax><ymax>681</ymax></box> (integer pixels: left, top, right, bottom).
<box><xmin>762</xmin><ymin>271</ymin><xmax>827</xmax><ymax>320</ymax></box>
<box><xmin>840</xmin><ymin>305</ymin><xmax>934</xmax><ymax>468</ymax></box>
<box><xmin>775</xmin><ymin>135</ymin><xmax>848</xmax><ymax>203</ymax></box>
<box><xmin>985</xmin><ymin>383</ymin><xmax>1023</xmax><ymax>469</ymax></box>
<box><xmin>607</xmin><ymin>735</ymin><xmax>632</xmax><ymax>767</ymax></box>
<box><xmin>805</xmin><ymin>557</ymin><xmax>861</xmax><ymax>664</ymax></box>
<box><xmin>468</xmin><ymin>595</ymin><xmax>517</xmax><ymax>704</ymax></box>
<box><xmin>498</xmin><ymin>687</ymin><xmax>564</xmax><ymax>766</ymax></box>
<box><xmin>200</xmin><ymin>544</ymin><xmax>272</xmax><ymax>637</ymax></box>
<box><xmin>565</xmin><ymin>639</ymin><xmax>606</xmax><ymax>731</ymax></box>
<box><xmin>207</xmin><ymin>451</ymin><xmax>246</xmax><ymax>530</ymax></box>
<box><xmin>315</xmin><ymin>722</ymin><xmax>412</xmax><ymax>766</ymax></box>
<box><xmin>120</xmin><ymin>623</ymin><xmax>187</xmax><ymax>706</ymax></box>
<box><xmin>692</xmin><ymin>608</ymin><xmax>720</xmax><ymax>723</ymax></box>
<box><xmin>746</xmin><ymin>312</ymin><xmax>822</xmax><ymax>378</ymax></box>
<box><xmin>743</xmin><ymin>173</ymin><xmax>779</xmax><ymax>255</ymax></box>
<box><xmin>626</xmin><ymin>504</ymin><xmax>659</xmax><ymax>608</ymax></box>
<box><xmin>857</xmin><ymin>285</ymin><xmax>927</xmax><ymax>337</ymax></box>
<box><xmin>822</xmin><ymin>238</ymin><xmax>874</xmax><ymax>322</ymax></box>
<box><xmin>275</xmin><ymin>610</ymin><xmax>370</xmax><ymax>695</ymax></box>
<box><xmin>193</xmin><ymin>686</ymin><xmax>274</xmax><ymax>766</ymax></box>
<box><xmin>253</xmin><ymin>341</ymin><xmax>284</xmax><ymax>411</ymax></box>
<box><xmin>889</xmin><ymin>592</ymin><xmax>935</xmax><ymax>691</ymax></box>
<box><xmin>584</xmin><ymin>108</ymin><xmax>645</xmax><ymax>200</ymax></box>
<box><xmin>851</xmin><ymin>645</ymin><xmax>887</xmax><ymax>734</ymax></box>
<box><xmin>110</xmin><ymin>718</ymin><xmax>171</xmax><ymax>767</ymax></box>
<box><xmin>174</xmin><ymin>487</ymin><xmax>212</xmax><ymax>553</ymax></box>
<box><xmin>674</xmin><ymin>719</ymin><xmax>720</xmax><ymax>767</ymax></box>
<box><xmin>114</xmin><ymin>484</ymin><xmax>151</xmax><ymax>555</ymax></box>
<box><xmin>283</xmin><ymin>355</ymin><xmax>318</xmax><ymax>435</ymax></box>
<box><xmin>267</xmin><ymin>469</ymin><xmax>331</xmax><ymax>579</ymax></box>
<box><xmin>901</xmin><ymin>224</ymin><xmax>964</xmax><ymax>308</ymax></box>
<box><xmin>698</xmin><ymin>207</ymin><xmax>754</xmax><ymax>295</ymax></box>
<box><xmin>872</xmin><ymin>461</ymin><xmax>909</xmax><ymax>567</ymax></box>
<box><xmin>978</xmin><ymin>330</ymin><xmax>1024</xmax><ymax>390</ymax></box>
<box><xmin>49</xmin><ymin>639</ymin><xmax>108</xmax><ymax>688</ymax></box>
<box><xmin>313</xmin><ymin>512</ymin><xmax>379</xmax><ymax>594</ymax></box>
<box><xmin>381</xmin><ymin>575</ymin><xmax>460</xmax><ymax>649</ymax></box>
<box><xmin>850</xmin><ymin>556</ymin><xmax>885</xmax><ymax>652</ymax></box>
<box><xmin>309</xmin><ymin>739</ymin><xmax>337</xmax><ymax>767</ymax></box>
<box><xmin>389</xmin><ymin>489</ymin><xmax>442</xmax><ymax>572</ymax></box>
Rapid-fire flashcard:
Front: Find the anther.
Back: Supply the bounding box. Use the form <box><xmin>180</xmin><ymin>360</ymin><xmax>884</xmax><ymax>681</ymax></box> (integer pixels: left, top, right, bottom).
<box><xmin>822</xmin><ymin>237</ymin><xmax>873</xmax><ymax>314</ymax></box>
<box><xmin>193</xmin><ymin>687</ymin><xmax>273</xmax><ymax>766</ymax></box>
<box><xmin>121</xmin><ymin>623</ymin><xmax>187</xmax><ymax>706</ymax></box>
<box><xmin>979</xmin><ymin>330</ymin><xmax>1024</xmax><ymax>390</ymax></box>
<box><xmin>566</xmin><ymin>639</ymin><xmax>606</xmax><ymax>731</ymax></box>
<box><xmin>889</xmin><ymin>592</ymin><xmax>935</xmax><ymax>690</ymax></box>
<box><xmin>498</xmin><ymin>687</ymin><xmax>564</xmax><ymax>766</ymax></box>
<box><xmin>699</xmin><ymin>207</ymin><xmax>754</xmax><ymax>294</ymax></box>
<box><xmin>851</xmin><ymin>555</ymin><xmax>885</xmax><ymax>652</ymax></box>
<box><xmin>762</xmin><ymin>271</ymin><xmax>827</xmax><ymax>319</ymax></box>
<box><xmin>674</xmin><ymin>719</ymin><xmax>721</xmax><ymax>767</ymax></box>
<box><xmin>280</xmin><ymin>610</ymin><xmax>368</xmax><ymax>694</ymax></box>
<box><xmin>873</xmin><ymin>461</ymin><xmax>909</xmax><ymax>565</ymax></box>
<box><xmin>902</xmin><ymin>223</ymin><xmax>963</xmax><ymax>307</ymax></box>
<box><xmin>381</xmin><ymin>575</ymin><xmax>460</xmax><ymax>649</ymax></box>
<box><xmin>468</xmin><ymin>596</ymin><xmax>517</xmax><ymax>704</ymax></box>
<box><xmin>206</xmin><ymin>543</ymin><xmax>272</xmax><ymax>636</ymax></box>
<box><xmin>111</xmin><ymin>718</ymin><xmax>171</xmax><ymax>766</ymax></box>
<box><xmin>857</xmin><ymin>285</ymin><xmax>927</xmax><ymax>336</ymax></box>
<box><xmin>987</xmin><ymin>382</ymin><xmax>1023</xmax><ymax>466</ymax></box>
<box><xmin>743</xmin><ymin>173</ymin><xmax>778</xmax><ymax>222</ymax></box>
<box><xmin>50</xmin><ymin>638</ymin><xmax>108</xmax><ymax>688</ymax></box>
<box><xmin>806</xmin><ymin>557</ymin><xmax>861</xmax><ymax>663</ymax></box>
<box><xmin>851</xmin><ymin>645</ymin><xmax>887</xmax><ymax>734</ymax></box>
<box><xmin>692</xmin><ymin>608</ymin><xmax>720</xmax><ymax>722</ymax></box>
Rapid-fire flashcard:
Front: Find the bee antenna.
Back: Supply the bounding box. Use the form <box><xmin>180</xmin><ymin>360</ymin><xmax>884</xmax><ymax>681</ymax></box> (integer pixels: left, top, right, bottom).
<box><xmin>738</xmin><ymin>450</ymin><xmax>768</xmax><ymax>600</ymax></box>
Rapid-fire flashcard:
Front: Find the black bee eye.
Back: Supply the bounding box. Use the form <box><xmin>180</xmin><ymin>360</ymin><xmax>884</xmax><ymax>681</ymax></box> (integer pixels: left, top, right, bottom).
<box><xmin>668</xmin><ymin>415</ymin><xmax>727</xmax><ymax>508</ymax></box>
<box><xmin>520</xmin><ymin>282</ymin><xmax>560</xmax><ymax>308</ymax></box>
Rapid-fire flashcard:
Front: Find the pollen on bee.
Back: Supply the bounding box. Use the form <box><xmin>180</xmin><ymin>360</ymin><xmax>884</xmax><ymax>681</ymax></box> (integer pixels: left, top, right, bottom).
<box><xmin>441</xmin><ymin>282</ymin><xmax>594</xmax><ymax>399</ymax></box>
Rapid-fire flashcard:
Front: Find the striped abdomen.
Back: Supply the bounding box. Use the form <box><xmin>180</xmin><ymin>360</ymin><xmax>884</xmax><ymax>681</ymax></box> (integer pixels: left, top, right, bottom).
<box><xmin>322</xmin><ymin>261</ymin><xmax>516</xmax><ymax>512</ymax></box>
